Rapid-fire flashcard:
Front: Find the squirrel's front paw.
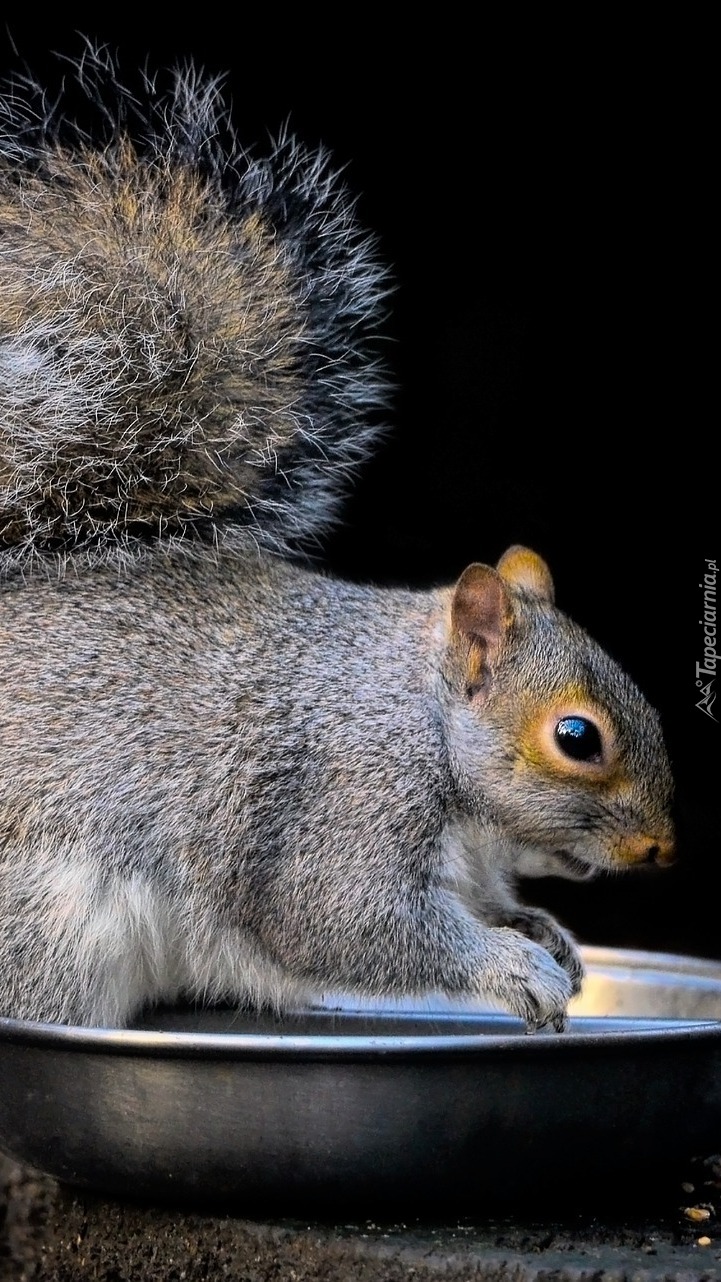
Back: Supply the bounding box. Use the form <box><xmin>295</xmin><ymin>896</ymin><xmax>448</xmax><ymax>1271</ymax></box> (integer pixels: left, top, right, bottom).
<box><xmin>483</xmin><ymin>929</ymin><xmax>575</xmax><ymax>1032</ymax></box>
<box><xmin>500</xmin><ymin>908</ymin><xmax>584</xmax><ymax>998</ymax></box>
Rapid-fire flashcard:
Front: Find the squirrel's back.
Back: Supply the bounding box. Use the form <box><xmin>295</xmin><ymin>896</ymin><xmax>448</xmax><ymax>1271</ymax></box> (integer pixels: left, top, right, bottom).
<box><xmin>0</xmin><ymin>47</ymin><xmax>391</xmax><ymax>572</ymax></box>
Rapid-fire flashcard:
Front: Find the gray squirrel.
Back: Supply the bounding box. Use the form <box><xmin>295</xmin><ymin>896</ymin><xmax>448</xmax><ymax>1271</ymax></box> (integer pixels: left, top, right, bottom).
<box><xmin>0</xmin><ymin>51</ymin><xmax>675</xmax><ymax>1030</ymax></box>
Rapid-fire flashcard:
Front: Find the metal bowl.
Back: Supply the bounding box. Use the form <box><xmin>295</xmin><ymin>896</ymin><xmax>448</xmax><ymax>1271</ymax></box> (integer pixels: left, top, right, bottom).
<box><xmin>1</xmin><ymin>946</ymin><xmax>721</xmax><ymax>1215</ymax></box>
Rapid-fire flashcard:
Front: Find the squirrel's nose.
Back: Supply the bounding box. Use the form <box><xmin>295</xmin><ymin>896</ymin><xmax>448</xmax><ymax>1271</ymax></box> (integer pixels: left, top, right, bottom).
<box><xmin>617</xmin><ymin>833</ymin><xmax>676</xmax><ymax>867</ymax></box>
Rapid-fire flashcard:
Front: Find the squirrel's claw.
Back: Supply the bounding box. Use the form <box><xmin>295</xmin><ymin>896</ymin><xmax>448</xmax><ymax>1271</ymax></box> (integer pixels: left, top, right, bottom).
<box><xmin>525</xmin><ymin>1011</ymin><xmax>568</xmax><ymax>1035</ymax></box>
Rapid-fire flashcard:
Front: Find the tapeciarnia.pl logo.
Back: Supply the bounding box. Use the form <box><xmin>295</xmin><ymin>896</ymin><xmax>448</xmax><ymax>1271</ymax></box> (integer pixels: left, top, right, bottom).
<box><xmin>696</xmin><ymin>558</ymin><xmax>718</xmax><ymax>720</ymax></box>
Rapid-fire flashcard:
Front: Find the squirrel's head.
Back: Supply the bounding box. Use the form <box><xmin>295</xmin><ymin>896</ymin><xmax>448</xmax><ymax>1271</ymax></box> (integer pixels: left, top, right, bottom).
<box><xmin>442</xmin><ymin>545</ymin><xmax>675</xmax><ymax>880</ymax></box>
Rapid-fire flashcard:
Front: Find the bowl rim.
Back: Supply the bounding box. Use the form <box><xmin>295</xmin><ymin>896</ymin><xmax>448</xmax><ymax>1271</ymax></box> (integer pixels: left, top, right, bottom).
<box><xmin>1</xmin><ymin>946</ymin><xmax>721</xmax><ymax>1061</ymax></box>
<box><xmin>0</xmin><ymin>1012</ymin><xmax>719</xmax><ymax>1061</ymax></box>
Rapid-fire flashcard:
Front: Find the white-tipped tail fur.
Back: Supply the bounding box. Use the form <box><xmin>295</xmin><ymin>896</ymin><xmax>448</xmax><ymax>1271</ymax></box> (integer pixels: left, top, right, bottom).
<box><xmin>0</xmin><ymin>44</ymin><xmax>392</xmax><ymax>574</ymax></box>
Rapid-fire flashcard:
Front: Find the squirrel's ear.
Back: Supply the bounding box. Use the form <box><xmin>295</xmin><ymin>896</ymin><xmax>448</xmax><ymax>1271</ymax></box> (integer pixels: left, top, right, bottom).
<box><xmin>496</xmin><ymin>545</ymin><xmax>555</xmax><ymax>603</ymax></box>
<box><xmin>450</xmin><ymin>564</ymin><xmax>513</xmax><ymax>679</ymax></box>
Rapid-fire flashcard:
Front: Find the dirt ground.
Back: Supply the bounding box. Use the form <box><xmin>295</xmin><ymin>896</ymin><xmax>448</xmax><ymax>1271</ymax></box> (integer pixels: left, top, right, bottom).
<box><xmin>3</xmin><ymin>1153</ymin><xmax>721</xmax><ymax>1281</ymax></box>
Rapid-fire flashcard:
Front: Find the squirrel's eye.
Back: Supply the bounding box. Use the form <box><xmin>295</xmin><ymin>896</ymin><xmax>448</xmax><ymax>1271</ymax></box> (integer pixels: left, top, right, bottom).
<box><xmin>554</xmin><ymin>716</ymin><xmax>603</xmax><ymax>763</ymax></box>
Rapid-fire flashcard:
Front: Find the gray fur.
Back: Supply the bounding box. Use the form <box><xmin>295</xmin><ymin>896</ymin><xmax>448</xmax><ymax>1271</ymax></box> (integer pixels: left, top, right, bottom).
<box><xmin>0</xmin><ymin>53</ymin><xmax>674</xmax><ymax>1030</ymax></box>
<box><xmin>0</xmin><ymin>45</ymin><xmax>391</xmax><ymax>572</ymax></box>
<box><xmin>0</xmin><ymin>551</ymin><xmax>673</xmax><ymax>1028</ymax></box>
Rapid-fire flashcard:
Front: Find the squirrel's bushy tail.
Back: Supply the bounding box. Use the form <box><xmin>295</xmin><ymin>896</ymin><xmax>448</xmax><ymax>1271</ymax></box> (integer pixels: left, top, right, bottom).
<box><xmin>0</xmin><ymin>44</ymin><xmax>391</xmax><ymax>572</ymax></box>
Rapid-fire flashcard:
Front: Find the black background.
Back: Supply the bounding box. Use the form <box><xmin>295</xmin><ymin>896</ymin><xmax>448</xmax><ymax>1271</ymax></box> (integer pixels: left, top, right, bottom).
<box><xmin>1</xmin><ymin>18</ymin><xmax>715</xmax><ymax>959</ymax></box>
